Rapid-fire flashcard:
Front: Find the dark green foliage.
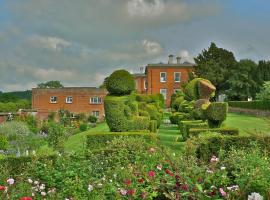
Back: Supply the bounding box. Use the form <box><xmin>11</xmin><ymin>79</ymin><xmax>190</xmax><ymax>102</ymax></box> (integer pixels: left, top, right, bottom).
<box><xmin>106</xmin><ymin>70</ymin><xmax>135</xmax><ymax>95</ymax></box>
<box><xmin>228</xmin><ymin>100</ymin><xmax>270</xmax><ymax>110</ymax></box>
<box><xmin>88</xmin><ymin>115</ymin><xmax>97</xmax><ymax>123</ymax></box>
<box><xmin>138</xmin><ymin>110</ymin><xmax>150</xmax><ymax>118</ymax></box>
<box><xmin>0</xmin><ymin>134</ymin><xmax>8</xmax><ymax>150</ymax></box>
<box><xmin>79</xmin><ymin>123</ymin><xmax>88</xmax><ymax>132</ymax></box>
<box><xmin>172</xmin><ymin>96</ymin><xmax>185</xmax><ymax>111</ymax></box>
<box><xmin>227</xmin><ymin>59</ymin><xmax>260</xmax><ymax>100</ymax></box>
<box><xmin>75</xmin><ymin>113</ymin><xmax>87</xmax><ymax>121</ymax></box>
<box><xmin>194</xmin><ymin>135</ymin><xmax>270</xmax><ymax>161</ymax></box>
<box><xmin>169</xmin><ymin>112</ymin><xmax>191</xmax><ymax>124</ymax></box>
<box><xmin>37</xmin><ymin>80</ymin><xmax>64</xmax><ymax>88</ymax></box>
<box><xmin>0</xmin><ymin>90</ymin><xmax>32</xmax><ymax>101</ymax></box>
<box><xmin>206</xmin><ymin>102</ymin><xmax>228</xmax><ymax>128</ymax></box>
<box><xmin>189</xmin><ymin>127</ymin><xmax>239</xmax><ymax>137</ymax></box>
<box><xmin>256</xmin><ymin>81</ymin><xmax>270</xmax><ymax>101</ymax></box>
<box><xmin>136</xmin><ymin>94</ymin><xmax>165</xmax><ymax>108</ymax></box>
<box><xmin>185</xmin><ymin>78</ymin><xmax>205</xmax><ymax>100</ymax></box>
<box><xmin>149</xmin><ymin>120</ymin><xmax>157</xmax><ymax>133</ymax></box>
<box><xmin>194</xmin><ymin>42</ymin><xmax>237</xmax><ymax>96</ymax></box>
<box><xmin>145</xmin><ymin>104</ymin><xmax>162</xmax><ymax>128</ymax></box>
<box><xmin>85</xmin><ymin>132</ymin><xmax>157</xmax><ymax>150</ymax></box>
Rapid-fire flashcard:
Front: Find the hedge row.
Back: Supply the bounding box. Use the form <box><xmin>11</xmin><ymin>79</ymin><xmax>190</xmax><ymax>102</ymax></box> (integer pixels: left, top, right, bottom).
<box><xmin>189</xmin><ymin>127</ymin><xmax>239</xmax><ymax>137</ymax></box>
<box><xmin>194</xmin><ymin>135</ymin><xmax>270</xmax><ymax>161</ymax></box>
<box><xmin>228</xmin><ymin>100</ymin><xmax>270</xmax><ymax>111</ymax></box>
<box><xmin>85</xmin><ymin>132</ymin><xmax>157</xmax><ymax>150</ymax></box>
<box><xmin>179</xmin><ymin>120</ymin><xmax>208</xmax><ymax>141</ymax></box>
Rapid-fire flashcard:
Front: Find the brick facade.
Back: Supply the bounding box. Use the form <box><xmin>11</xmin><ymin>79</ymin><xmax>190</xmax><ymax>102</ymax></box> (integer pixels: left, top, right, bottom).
<box><xmin>32</xmin><ymin>87</ymin><xmax>107</xmax><ymax>120</ymax></box>
<box><xmin>133</xmin><ymin>74</ymin><xmax>147</xmax><ymax>94</ymax></box>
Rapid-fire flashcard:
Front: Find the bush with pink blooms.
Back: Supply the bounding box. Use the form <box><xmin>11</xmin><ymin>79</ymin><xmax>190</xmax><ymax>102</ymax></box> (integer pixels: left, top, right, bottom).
<box><xmin>1</xmin><ymin>136</ymin><xmax>270</xmax><ymax>199</ymax></box>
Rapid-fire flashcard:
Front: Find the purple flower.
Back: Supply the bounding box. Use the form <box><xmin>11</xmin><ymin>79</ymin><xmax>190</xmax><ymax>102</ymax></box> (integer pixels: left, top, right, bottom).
<box><xmin>219</xmin><ymin>188</ymin><xmax>227</xmax><ymax>197</ymax></box>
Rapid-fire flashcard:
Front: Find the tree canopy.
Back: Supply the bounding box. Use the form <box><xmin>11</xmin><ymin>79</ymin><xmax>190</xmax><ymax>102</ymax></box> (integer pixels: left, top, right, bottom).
<box><xmin>194</xmin><ymin>42</ymin><xmax>237</xmax><ymax>97</ymax></box>
<box><xmin>37</xmin><ymin>81</ymin><xmax>64</xmax><ymax>89</ymax></box>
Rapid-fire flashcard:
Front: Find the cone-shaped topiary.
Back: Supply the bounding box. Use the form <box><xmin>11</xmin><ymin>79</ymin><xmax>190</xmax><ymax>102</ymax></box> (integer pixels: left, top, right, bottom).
<box><xmin>106</xmin><ymin>70</ymin><xmax>135</xmax><ymax>96</ymax></box>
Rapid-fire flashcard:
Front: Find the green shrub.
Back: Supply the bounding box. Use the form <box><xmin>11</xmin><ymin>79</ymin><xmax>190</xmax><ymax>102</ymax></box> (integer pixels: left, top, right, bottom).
<box><xmin>85</xmin><ymin>132</ymin><xmax>157</xmax><ymax>151</ymax></box>
<box><xmin>138</xmin><ymin>110</ymin><xmax>150</xmax><ymax>118</ymax></box>
<box><xmin>189</xmin><ymin>127</ymin><xmax>239</xmax><ymax>137</ymax></box>
<box><xmin>149</xmin><ymin>120</ymin><xmax>157</xmax><ymax>133</ymax></box>
<box><xmin>106</xmin><ymin>70</ymin><xmax>135</xmax><ymax>95</ymax></box>
<box><xmin>47</xmin><ymin>122</ymin><xmax>66</xmax><ymax>152</ymax></box>
<box><xmin>145</xmin><ymin>104</ymin><xmax>162</xmax><ymax>128</ymax></box>
<box><xmin>88</xmin><ymin>115</ymin><xmax>97</xmax><ymax>123</ymax></box>
<box><xmin>206</xmin><ymin>102</ymin><xmax>228</xmax><ymax>128</ymax></box>
<box><xmin>75</xmin><ymin>113</ymin><xmax>87</xmax><ymax>121</ymax></box>
<box><xmin>172</xmin><ymin>96</ymin><xmax>185</xmax><ymax>111</ymax></box>
<box><xmin>169</xmin><ymin>112</ymin><xmax>190</xmax><ymax>124</ymax></box>
<box><xmin>79</xmin><ymin>123</ymin><xmax>88</xmax><ymax>132</ymax></box>
<box><xmin>131</xmin><ymin>116</ymin><xmax>150</xmax><ymax>131</ymax></box>
<box><xmin>228</xmin><ymin>100</ymin><xmax>270</xmax><ymax>110</ymax></box>
<box><xmin>179</xmin><ymin>120</ymin><xmax>207</xmax><ymax>141</ymax></box>
<box><xmin>0</xmin><ymin>134</ymin><xmax>8</xmax><ymax>150</ymax></box>
<box><xmin>193</xmin><ymin>134</ymin><xmax>270</xmax><ymax>161</ymax></box>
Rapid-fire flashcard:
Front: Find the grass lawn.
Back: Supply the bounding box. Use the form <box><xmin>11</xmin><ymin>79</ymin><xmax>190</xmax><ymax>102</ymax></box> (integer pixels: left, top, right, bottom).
<box><xmin>64</xmin><ymin>123</ymin><xmax>109</xmax><ymax>153</ymax></box>
<box><xmin>225</xmin><ymin>113</ymin><xmax>270</xmax><ymax>135</ymax></box>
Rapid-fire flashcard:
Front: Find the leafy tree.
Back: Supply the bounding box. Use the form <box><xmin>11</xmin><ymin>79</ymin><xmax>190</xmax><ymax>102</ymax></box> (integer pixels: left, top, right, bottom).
<box><xmin>256</xmin><ymin>60</ymin><xmax>270</xmax><ymax>83</ymax></box>
<box><xmin>194</xmin><ymin>42</ymin><xmax>237</xmax><ymax>97</ymax></box>
<box><xmin>256</xmin><ymin>81</ymin><xmax>270</xmax><ymax>101</ymax></box>
<box><xmin>227</xmin><ymin>59</ymin><xmax>259</xmax><ymax>100</ymax></box>
<box><xmin>99</xmin><ymin>77</ymin><xmax>109</xmax><ymax>89</ymax></box>
<box><xmin>0</xmin><ymin>93</ymin><xmax>19</xmax><ymax>103</ymax></box>
<box><xmin>37</xmin><ymin>80</ymin><xmax>64</xmax><ymax>89</ymax></box>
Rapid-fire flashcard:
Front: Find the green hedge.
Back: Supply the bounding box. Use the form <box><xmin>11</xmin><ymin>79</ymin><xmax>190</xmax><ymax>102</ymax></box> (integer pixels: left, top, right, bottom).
<box><xmin>0</xmin><ymin>155</ymin><xmax>57</xmax><ymax>175</ymax></box>
<box><xmin>149</xmin><ymin>120</ymin><xmax>157</xmax><ymax>133</ymax></box>
<box><xmin>206</xmin><ymin>102</ymin><xmax>228</xmax><ymax>128</ymax></box>
<box><xmin>85</xmin><ymin>132</ymin><xmax>157</xmax><ymax>150</ymax></box>
<box><xmin>179</xmin><ymin>120</ymin><xmax>207</xmax><ymax>141</ymax></box>
<box><xmin>194</xmin><ymin>135</ymin><xmax>270</xmax><ymax>161</ymax></box>
<box><xmin>189</xmin><ymin>127</ymin><xmax>239</xmax><ymax>137</ymax></box>
<box><xmin>228</xmin><ymin>100</ymin><xmax>270</xmax><ymax>111</ymax></box>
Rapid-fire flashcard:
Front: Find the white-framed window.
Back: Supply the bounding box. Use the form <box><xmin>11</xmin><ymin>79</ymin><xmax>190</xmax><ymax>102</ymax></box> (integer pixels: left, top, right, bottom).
<box><xmin>66</xmin><ymin>96</ymin><xmax>73</xmax><ymax>104</ymax></box>
<box><xmin>174</xmin><ymin>72</ymin><xmax>181</xmax><ymax>82</ymax></box>
<box><xmin>50</xmin><ymin>96</ymin><xmax>57</xmax><ymax>103</ymax></box>
<box><xmin>90</xmin><ymin>97</ymin><xmax>102</xmax><ymax>104</ymax></box>
<box><xmin>144</xmin><ymin>81</ymin><xmax>147</xmax><ymax>90</ymax></box>
<box><xmin>160</xmin><ymin>89</ymin><xmax>167</xmax><ymax>100</ymax></box>
<box><xmin>92</xmin><ymin>111</ymin><xmax>100</xmax><ymax>118</ymax></box>
<box><xmin>160</xmin><ymin>72</ymin><xmax>167</xmax><ymax>82</ymax></box>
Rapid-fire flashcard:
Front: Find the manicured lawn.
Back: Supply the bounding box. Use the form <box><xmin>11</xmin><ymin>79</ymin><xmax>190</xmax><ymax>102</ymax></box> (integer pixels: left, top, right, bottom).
<box><xmin>64</xmin><ymin>123</ymin><xmax>109</xmax><ymax>153</ymax></box>
<box><xmin>225</xmin><ymin>113</ymin><xmax>270</xmax><ymax>135</ymax></box>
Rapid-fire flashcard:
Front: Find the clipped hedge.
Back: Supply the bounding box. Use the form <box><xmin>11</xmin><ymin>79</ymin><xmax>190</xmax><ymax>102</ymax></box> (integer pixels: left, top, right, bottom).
<box><xmin>85</xmin><ymin>132</ymin><xmax>157</xmax><ymax>150</ymax></box>
<box><xmin>193</xmin><ymin>135</ymin><xmax>270</xmax><ymax>161</ymax></box>
<box><xmin>206</xmin><ymin>102</ymin><xmax>228</xmax><ymax>128</ymax></box>
<box><xmin>132</xmin><ymin>116</ymin><xmax>150</xmax><ymax>131</ymax></box>
<box><xmin>149</xmin><ymin>120</ymin><xmax>157</xmax><ymax>133</ymax></box>
<box><xmin>179</xmin><ymin>120</ymin><xmax>208</xmax><ymax>141</ymax></box>
<box><xmin>189</xmin><ymin>127</ymin><xmax>239</xmax><ymax>137</ymax></box>
<box><xmin>106</xmin><ymin>70</ymin><xmax>135</xmax><ymax>95</ymax></box>
<box><xmin>228</xmin><ymin>100</ymin><xmax>270</xmax><ymax>111</ymax></box>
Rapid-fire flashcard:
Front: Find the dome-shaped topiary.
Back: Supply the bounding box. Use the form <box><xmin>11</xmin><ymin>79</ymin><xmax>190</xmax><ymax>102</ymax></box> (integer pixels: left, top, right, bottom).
<box><xmin>106</xmin><ymin>70</ymin><xmax>135</xmax><ymax>96</ymax></box>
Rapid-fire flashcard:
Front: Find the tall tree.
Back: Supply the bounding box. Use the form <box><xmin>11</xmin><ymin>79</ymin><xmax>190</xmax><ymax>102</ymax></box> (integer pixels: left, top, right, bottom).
<box><xmin>226</xmin><ymin>59</ymin><xmax>259</xmax><ymax>100</ymax></box>
<box><xmin>37</xmin><ymin>81</ymin><xmax>64</xmax><ymax>89</ymax></box>
<box><xmin>194</xmin><ymin>42</ymin><xmax>237</xmax><ymax>97</ymax></box>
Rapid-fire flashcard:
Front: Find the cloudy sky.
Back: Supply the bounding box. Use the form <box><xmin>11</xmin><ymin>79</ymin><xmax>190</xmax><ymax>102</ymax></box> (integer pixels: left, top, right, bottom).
<box><xmin>0</xmin><ymin>0</ymin><xmax>270</xmax><ymax>91</ymax></box>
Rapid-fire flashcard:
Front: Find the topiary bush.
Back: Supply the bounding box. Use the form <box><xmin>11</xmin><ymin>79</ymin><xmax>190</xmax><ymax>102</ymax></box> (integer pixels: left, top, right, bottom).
<box><xmin>131</xmin><ymin>116</ymin><xmax>150</xmax><ymax>131</ymax></box>
<box><xmin>79</xmin><ymin>123</ymin><xmax>88</xmax><ymax>132</ymax></box>
<box><xmin>106</xmin><ymin>70</ymin><xmax>135</xmax><ymax>95</ymax></box>
<box><xmin>149</xmin><ymin>120</ymin><xmax>157</xmax><ymax>133</ymax></box>
<box><xmin>88</xmin><ymin>115</ymin><xmax>97</xmax><ymax>123</ymax></box>
<box><xmin>206</xmin><ymin>102</ymin><xmax>228</xmax><ymax>128</ymax></box>
<box><xmin>189</xmin><ymin>127</ymin><xmax>239</xmax><ymax>137</ymax></box>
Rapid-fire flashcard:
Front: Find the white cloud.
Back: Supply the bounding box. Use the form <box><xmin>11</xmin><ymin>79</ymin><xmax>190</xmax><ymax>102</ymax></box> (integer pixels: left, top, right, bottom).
<box><xmin>28</xmin><ymin>35</ymin><xmax>71</xmax><ymax>51</ymax></box>
<box><xmin>178</xmin><ymin>50</ymin><xmax>195</xmax><ymax>63</ymax></box>
<box><xmin>142</xmin><ymin>39</ymin><xmax>163</xmax><ymax>55</ymax></box>
<box><xmin>127</xmin><ymin>0</ymin><xmax>164</xmax><ymax>17</ymax></box>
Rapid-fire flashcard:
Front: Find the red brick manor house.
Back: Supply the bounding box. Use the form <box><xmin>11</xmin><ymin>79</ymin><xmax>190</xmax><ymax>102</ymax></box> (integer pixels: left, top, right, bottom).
<box><xmin>32</xmin><ymin>55</ymin><xmax>195</xmax><ymax>119</ymax></box>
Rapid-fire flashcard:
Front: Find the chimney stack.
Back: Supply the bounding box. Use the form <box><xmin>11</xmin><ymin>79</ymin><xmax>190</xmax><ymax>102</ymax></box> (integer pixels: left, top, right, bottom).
<box><xmin>176</xmin><ymin>56</ymin><xmax>181</xmax><ymax>64</ymax></box>
<box><xmin>168</xmin><ymin>55</ymin><xmax>174</xmax><ymax>64</ymax></box>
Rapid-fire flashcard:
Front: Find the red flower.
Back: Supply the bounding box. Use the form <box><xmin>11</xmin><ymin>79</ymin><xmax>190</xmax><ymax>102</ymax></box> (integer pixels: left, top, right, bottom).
<box><xmin>0</xmin><ymin>185</ymin><xmax>6</xmax><ymax>191</ymax></box>
<box><xmin>148</xmin><ymin>171</ymin><xmax>155</xmax><ymax>178</ymax></box>
<box><xmin>20</xmin><ymin>197</ymin><xmax>33</xmax><ymax>200</ymax></box>
<box><xmin>165</xmin><ymin>169</ymin><xmax>174</xmax><ymax>176</ymax></box>
<box><xmin>141</xmin><ymin>192</ymin><xmax>147</xmax><ymax>199</ymax></box>
<box><xmin>138</xmin><ymin>178</ymin><xmax>144</xmax><ymax>183</ymax></box>
<box><xmin>127</xmin><ymin>189</ymin><xmax>136</xmax><ymax>196</ymax></box>
<box><xmin>180</xmin><ymin>184</ymin><xmax>189</xmax><ymax>191</ymax></box>
<box><xmin>123</xmin><ymin>179</ymin><xmax>132</xmax><ymax>186</ymax></box>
